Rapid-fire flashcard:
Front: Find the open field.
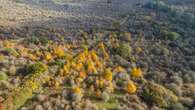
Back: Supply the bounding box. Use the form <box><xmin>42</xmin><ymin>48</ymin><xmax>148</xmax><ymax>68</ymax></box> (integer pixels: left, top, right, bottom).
<box><xmin>0</xmin><ymin>0</ymin><xmax>148</xmax><ymax>30</ymax></box>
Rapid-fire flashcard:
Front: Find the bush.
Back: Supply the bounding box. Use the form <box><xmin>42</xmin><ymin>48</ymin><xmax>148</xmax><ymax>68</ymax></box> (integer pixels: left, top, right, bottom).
<box><xmin>119</xmin><ymin>32</ymin><xmax>132</xmax><ymax>42</ymax></box>
<box><xmin>115</xmin><ymin>43</ymin><xmax>132</xmax><ymax>59</ymax></box>
<box><xmin>0</xmin><ymin>72</ymin><xmax>8</xmax><ymax>81</ymax></box>
<box><xmin>145</xmin><ymin>1</ymin><xmax>170</xmax><ymax>12</ymax></box>
<box><xmin>26</xmin><ymin>36</ymin><xmax>39</xmax><ymax>45</ymax></box>
<box><xmin>181</xmin><ymin>12</ymin><xmax>194</xmax><ymax>23</ymax></box>
<box><xmin>101</xmin><ymin>91</ymin><xmax>110</xmax><ymax>102</ymax></box>
<box><xmin>3</xmin><ymin>61</ymin><xmax>48</xmax><ymax>110</ymax></box>
<box><xmin>26</xmin><ymin>36</ymin><xmax>49</xmax><ymax>45</ymax></box>
<box><xmin>39</xmin><ymin>37</ymin><xmax>49</xmax><ymax>45</ymax></box>
<box><xmin>167</xmin><ymin>32</ymin><xmax>181</xmax><ymax>40</ymax></box>
<box><xmin>51</xmin><ymin>59</ymin><xmax>65</xmax><ymax>66</ymax></box>
<box><xmin>3</xmin><ymin>48</ymin><xmax>19</xmax><ymax>57</ymax></box>
<box><xmin>170</xmin><ymin>103</ymin><xmax>186</xmax><ymax>110</ymax></box>
<box><xmin>12</xmin><ymin>87</ymin><xmax>33</xmax><ymax>110</ymax></box>
<box><xmin>142</xmin><ymin>82</ymin><xmax>178</xmax><ymax>108</ymax></box>
<box><xmin>26</xmin><ymin>62</ymin><xmax>48</xmax><ymax>75</ymax></box>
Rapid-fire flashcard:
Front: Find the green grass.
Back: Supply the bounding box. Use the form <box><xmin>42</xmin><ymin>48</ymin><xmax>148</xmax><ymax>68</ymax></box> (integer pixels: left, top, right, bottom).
<box><xmin>96</xmin><ymin>101</ymin><xmax>119</xmax><ymax>110</ymax></box>
<box><xmin>86</xmin><ymin>90</ymin><xmax>123</xmax><ymax>110</ymax></box>
<box><xmin>51</xmin><ymin>0</ymin><xmax>74</xmax><ymax>4</ymax></box>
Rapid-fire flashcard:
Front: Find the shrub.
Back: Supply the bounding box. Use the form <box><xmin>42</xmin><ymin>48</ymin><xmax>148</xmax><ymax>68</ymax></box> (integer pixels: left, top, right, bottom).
<box><xmin>39</xmin><ymin>37</ymin><xmax>49</xmax><ymax>45</ymax></box>
<box><xmin>0</xmin><ymin>72</ymin><xmax>8</xmax><ymax>81</ymax></box>
<box><xmin>26</xmin><ymin>36</ymin><xmax>49</xmax><ymax>45</ymax></box>
<box><xmin>51</xmin><ymin>59</ymin><xmax>65</xmax><ymax>66</ymax></box>
<box><xmin>101</xmin><ymin>91</ymin><xmax>110</xmax><ymax>102</ymax></box>
<box><xmin>167</xmin><ymin>32</ymin><xmax>181</xmax><ymax>40</ymax></box>
<box><xmin>115</xmin><ymin>43</ymin><xmax>132</xmax><ymax>59</ymax></box>
<box><xmin>145</xmin><ymin>1</ymin><xmax>170</xmax><ymax>12</ymax></box>
<box><xmin>120</xmin><ymin>32</ymin><xmax>132</xmax><ymax>42</ymax></box>
<box><xmin>3</xmin><ymin>62</ymin><xmax>48</xmax><ymax>110</ymax></box>
<box><xmin>3</xmin><ymin>48</ymin><xmax>19</xmax><ymax>57</ymax></box>
<box><xmin>142</xmin><ymin>82</ymin><xmax>178</xmax><ymax>108</ymax></box>
<box><xmin>26</xmin><ymin>62</ymin><xmax>48</xmax><ymax>74</ymax></box>
<box><xmin>26</xmin><ymin>36</ymin><xmax>39</xmax><ymax>45</ymax></box>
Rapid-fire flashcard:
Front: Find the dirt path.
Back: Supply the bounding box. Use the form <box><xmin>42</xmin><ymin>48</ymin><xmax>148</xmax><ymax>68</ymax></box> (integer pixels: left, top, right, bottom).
<box><xmin>0</xmin><ymin>0</ymin><xmax>148</xmax><ymax>30</ymax></box>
